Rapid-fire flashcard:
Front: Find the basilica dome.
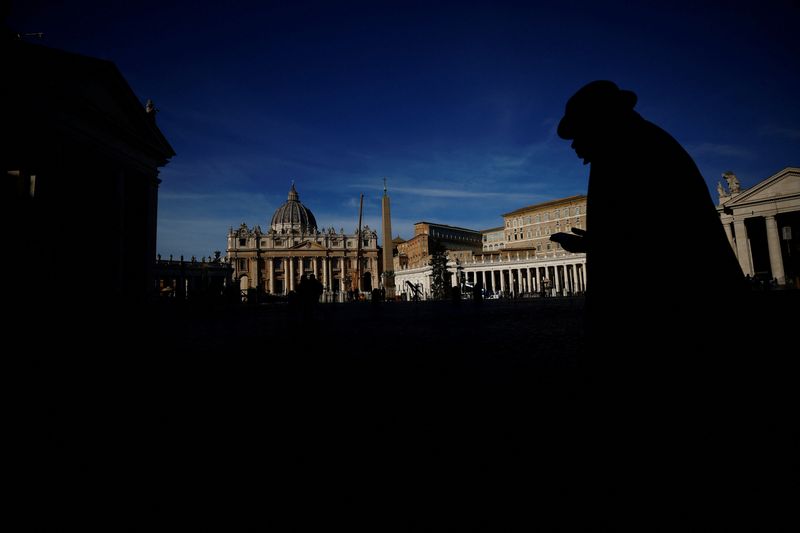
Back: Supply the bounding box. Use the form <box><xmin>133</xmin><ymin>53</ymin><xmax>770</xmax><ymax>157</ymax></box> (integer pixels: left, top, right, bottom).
<box><xmin>270</xmin><ymin>183</ymin><xmax>318</xmax><ymax>234</ymax></box>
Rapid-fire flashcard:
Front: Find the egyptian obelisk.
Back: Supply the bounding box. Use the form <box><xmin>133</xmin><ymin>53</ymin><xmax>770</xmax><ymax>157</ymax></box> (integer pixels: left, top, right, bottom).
<box><xmin>381</xmin><ymin>178</ymin><xmax>395</xmax><ymax>298</ymax></box>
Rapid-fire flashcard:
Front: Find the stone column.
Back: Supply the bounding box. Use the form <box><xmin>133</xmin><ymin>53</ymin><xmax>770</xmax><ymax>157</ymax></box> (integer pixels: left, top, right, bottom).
<box><xmin>732</xmin><ymin>219</ymin><xmax>754</xmax><ymax>276</ymax></box>
<box><xmin>288</xmin><ymin>256</ymin><xmax>294</xmax><ymax>291</ymax></box>
<box><xmin>499</xmin><ymin>269</ymin><xmax>506</xmax><ymax>293</ymax></box>
<box><xmin>569</xmin><ymin>264</ymin><xmax>576</xmax><ymax>293</ymax></box>
<box><xmin>313</xmin><ymin>257</ymin><xmax>318</xmax><ymax>279</ymax></box>
<box><xmin>526</xmin><ymin>268</ymin><xmax>532</xmax><ymax>294</ymax></box>
<box><xmin>765</xmin><ymin>215</ymin><xmax>786</xmax><ymax>284</ymax></box>
<box><xmin>554</xmin><ymin>266</ymin><xmax>561</xmax><ymax>294</ymax></box>
<box><xmin>723</xmin><ymin>222</ymin><xmax>735</xmax><ymax>252</ymax></box>
<box><xmin>268</xmin><ymin>257</ymin><xmax>274</xmax><ymax>294</ymax></box>
<box><xmin>322</xmin><ymin>257</ymin><xmax>328</xmax><ymax>289</ymax></box>
<box><xmin>582</xmin><ymin>262</ymin><xmax>587</xmax><ymax>289</ymax></box>
<box><xmin>481</xmin><ymin>270</ymin><xmax>487</xmax><ymax>291</ymax></box>
<box><xmin>249</xmin><ymin>257</ymin><xmax>257</xmax><ymax>289</ymax></box>
<box><xmin>341</xmin><ymin>255</ymin><xmax>347</xmax><ymax>292</ymax></box>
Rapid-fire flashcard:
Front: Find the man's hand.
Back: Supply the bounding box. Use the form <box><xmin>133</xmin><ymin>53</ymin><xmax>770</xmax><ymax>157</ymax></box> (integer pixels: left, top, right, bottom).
<box><xmin>549</xmin><ymin>227</ymin><xmax>588</xmax><ymax>253</ymax></box>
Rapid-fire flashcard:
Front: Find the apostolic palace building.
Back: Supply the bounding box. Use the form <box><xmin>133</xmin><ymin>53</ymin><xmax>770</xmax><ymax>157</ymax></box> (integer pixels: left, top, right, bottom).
<box><xmin>227</xmin><ymin>184</ymin><xmax>380</xmax><ymax>299</ymax></box>
<box><xmin>393</xmin><ymin>195</ymin><xmax>589</xmax><ymax>299</ymax></box>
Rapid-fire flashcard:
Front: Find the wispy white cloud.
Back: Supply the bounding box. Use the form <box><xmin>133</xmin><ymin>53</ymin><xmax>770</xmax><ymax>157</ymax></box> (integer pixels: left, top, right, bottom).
<box><xmin>758</xmin><ymin>124</ymin><xmax>800</xmax><ymax>140</ymax></box>
<box><xmin>687</xmin><ymin>143</ymin><xmax>755</xmax><ymax>159</ymax></box>
<box><xmin>363</xmin><ymin>185</ymin><xmax>543</xmax><ymax>201</ymax></box>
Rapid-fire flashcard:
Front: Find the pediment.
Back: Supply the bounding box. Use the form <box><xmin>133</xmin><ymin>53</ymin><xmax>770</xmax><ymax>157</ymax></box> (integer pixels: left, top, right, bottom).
<box><xmin>723</xmin><ymin>167</ymin><xmax>800</xmax><ymax>207</ymax></box>
<box><xmin>11</xmin><ymin>41</ymin><xmax>175</xmax><ymax>162</ymax></box>
<box><xmin>288</xmin><ymin>241</ymin><xmax>328</xmax><ymax>251</ymax></box>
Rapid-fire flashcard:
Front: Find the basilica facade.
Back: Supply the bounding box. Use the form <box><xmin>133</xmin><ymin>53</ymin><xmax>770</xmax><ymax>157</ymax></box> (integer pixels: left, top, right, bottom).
<box><xmin>227</xmin><ymin>184</ymin><xmax>380</xmax><ymax>298</ymax></box>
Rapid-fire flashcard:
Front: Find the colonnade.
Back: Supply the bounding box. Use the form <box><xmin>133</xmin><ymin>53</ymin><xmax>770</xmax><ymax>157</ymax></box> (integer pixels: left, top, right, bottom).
<box><xmin>394</xmin><ymin>255</ymin><xmax>588</xmax><ymax>300</ymax></box>
<box><xmin>240</xmin><ymin>255</ymin><xmax>379</xmax><ymax>294</ymax></box>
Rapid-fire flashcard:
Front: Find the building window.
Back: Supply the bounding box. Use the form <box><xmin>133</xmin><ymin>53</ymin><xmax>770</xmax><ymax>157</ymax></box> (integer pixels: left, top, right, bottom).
<box><xmin>363</xmin><ymin>239</ymin><xmax>369</xmax><ymax>247</ymax></box>
<box><xmin>535</xmin><ymin>215</ymin><xmax>541</xmax><ymax>223</ymax></box>
<box><xmin>537</xmin><ymin>244</ymin><xmax>542</xmax><ymax>251</ymax></box>
<box><xmin>239</xmin><ymin>238</ymin><xmax>246</xmax><ymax>246</ymax></box>
<box><xmin>575</xmin><ymin>206</ymin><xmax>581</xmax><ymax>215</ymax></box>
<box><xmin>544</xmin><ymin>213</ymin><xmax>549</xmax><ymax>222</ymax></box>
<box><xmin>562</xmin><ymin>208</ymin><xmax>568</xmax><ymax>217</ymax></box>
<box><xmin>547</xmin><ymin>243</ymin><xmax>551</xmax><ymax>250</ymax></box>
<box><xmin>238</xmin><ymin>259</ymin><xmax>247</xmax><ymax>270</ymax></box>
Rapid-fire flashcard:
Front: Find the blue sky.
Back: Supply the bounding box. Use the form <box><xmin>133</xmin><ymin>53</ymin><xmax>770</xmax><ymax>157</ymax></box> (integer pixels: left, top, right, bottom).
<box><xmin>8</xmin><ymin>0</ymin><xmax>799</xmax><ymax>259</ymax></box>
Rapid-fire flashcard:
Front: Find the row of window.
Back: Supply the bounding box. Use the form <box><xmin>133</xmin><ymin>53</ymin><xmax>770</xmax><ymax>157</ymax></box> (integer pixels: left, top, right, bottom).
<box><xmin>507</xmin><ymin>219</ymin><xmax>583</xmax><ymax>240</ymax></box>
<box><xmin>236</xmin><ymin>238</ymin><xmax>372</xmax><ymax>248</ymax></box>
<box><xmin>430</xmin><ymin>229</ymin><xmax>479</xmax><ymax>241</ymax></box>
<box><xmin>506</xmin><ymin>206</ymin><xmax>583</xmax><ymax>228</ymax></box>
<box><xmin>237</xmin><ymin>257</ymin><xmax>374</xmax><ymax>271</ymax></box>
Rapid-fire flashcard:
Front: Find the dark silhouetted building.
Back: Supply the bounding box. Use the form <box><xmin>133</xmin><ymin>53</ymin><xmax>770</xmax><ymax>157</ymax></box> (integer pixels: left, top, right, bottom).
<box><xmin>3</xmin><ymin>35</ymin><xmax>175</xmax><ymax>302</ymax></box>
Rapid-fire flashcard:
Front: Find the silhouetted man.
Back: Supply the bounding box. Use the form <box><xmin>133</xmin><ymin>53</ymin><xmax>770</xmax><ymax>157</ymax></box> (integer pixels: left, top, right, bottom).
<box><xmin>551</xmin><ymin>80</ymin><xmax>744</xmax><ymax>372</ymax></box>
<box><xmin>551</xmin><ymin>81</ymin><xmax>747</xmax><ymax>527</ymax></box>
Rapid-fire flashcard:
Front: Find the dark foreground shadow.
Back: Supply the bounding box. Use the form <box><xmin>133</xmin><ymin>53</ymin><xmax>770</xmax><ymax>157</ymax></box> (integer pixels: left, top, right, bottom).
<box><xmin>17</xmin><ymin>291</ymin><xmax>796</xmax><ymax>529</ymax></box>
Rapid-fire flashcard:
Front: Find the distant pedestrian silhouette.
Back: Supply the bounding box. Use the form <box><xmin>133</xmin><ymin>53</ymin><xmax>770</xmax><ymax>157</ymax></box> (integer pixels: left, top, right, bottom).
<box><xmin>472</xmin><ymin>279</ymin><xmax>483</xmax><ymax>303</ymax></box>
<box><xmin>298</xmin><ymin>273</ymin><xmax>323</xmax><ymax>319</ymax></box>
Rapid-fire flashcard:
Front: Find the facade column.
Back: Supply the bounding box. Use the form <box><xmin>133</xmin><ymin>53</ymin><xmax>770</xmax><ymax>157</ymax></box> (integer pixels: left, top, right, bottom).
<box><xmin>569</xmin><ymin>264</ymin><xmax>576</xmax><ymax>293</ymax></box>
<box><xmin>341</xmin><ymin>255</ymin><xmax>347</xmax><ymax>292</ymax></box>
<box><xmin>582</xmin><ymin>262</ymin><xmax>587</xmax><ymax>289</ymax></box>
<box><xmin>313</xmin><ymin>257</ymin><xmax>318</xmax><ymax>279</ymax></box>
<box><xmin>322</xmin><ymin>257</ymin><xmax>328</xmax><ymax>289</ymax></box>
<box><xmin>722</xmin><ymin>222</ymin><xmax>735</xmax><ymax>252</ymax></box>
<box><xmin>249</xmin><ymin>257</ymin><xmax>257</xmax><ymax>289</ymax></box>
<box><xmin>288</xmin><ymin>256</ymin><xmax>294</xmax><ymax>291</ymax></box>
<box><xmin>732</xmin><ymin>219</ymin><xmax>754</xmax><ymax>275</ymax></box>
<box><xmin>565</xmin><ymin>265</ymin><xmax>572</xmax><ymax>293</ymax></box>
<box><xmin>765</xmin><ymin>215</ymin><xmax>786</xmax><ymax>284</ymax></box>
<box><xmin>535</xmin><ymin>267</ymin><xmax>541</xmax><ymax>293</ymax></box>
<box><xmin>526</xmin><ymin>268</ymin><xmax>532</xmax><ymax>294</ymax></box>
<box><xmin>554</xmin><ymin>266</ymin><xmax>561</xmax><ymax>295</ymax></box>
<box><xmin>499</xmin><ymin>269</ymin><xmax>506</xmax><ymax>293</ymax></box>
<box><xmin>268</xmin><ymin>257</ymin><xmax>274</xmax><ymax>294</ymax></box>
<box><xmin>481</xmin><ymin>270</ymin><xmax>487</xmax><ymax>291</ymax></box>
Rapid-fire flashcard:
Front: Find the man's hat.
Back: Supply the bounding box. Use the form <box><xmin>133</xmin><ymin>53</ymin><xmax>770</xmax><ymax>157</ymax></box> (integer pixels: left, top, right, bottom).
<box><xmin>557</xmin><ymin>80</ymin><xmax>637</xmax><ymax>140</ymax></box>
